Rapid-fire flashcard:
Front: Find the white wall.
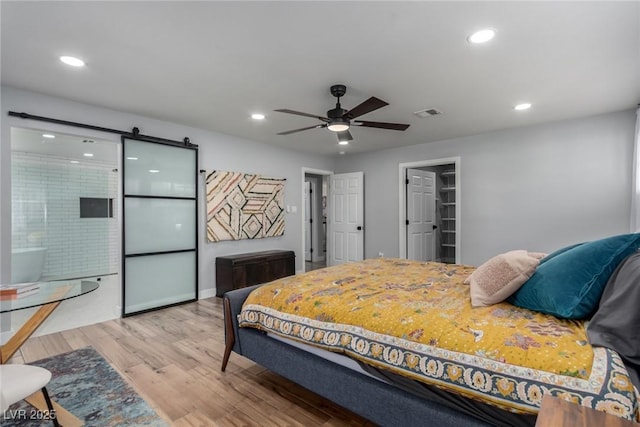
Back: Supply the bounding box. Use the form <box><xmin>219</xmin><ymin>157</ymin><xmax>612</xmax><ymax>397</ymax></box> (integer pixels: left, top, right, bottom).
<box><xmin>335</xmin><ymin>109</ymin><xmax>636</xmax><ymax>266</ymax></box>
<box><xmin>1</xmin><ymin>86</ymin><xmax>334</xmax><ymax>338</ymax></box>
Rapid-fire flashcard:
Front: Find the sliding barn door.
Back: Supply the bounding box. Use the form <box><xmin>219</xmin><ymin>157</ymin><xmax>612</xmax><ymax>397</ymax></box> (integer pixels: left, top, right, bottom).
<box><xmin>122</xmin><ymin>137</ymin><xmax>198</xmax><ymax>316</ymax></box>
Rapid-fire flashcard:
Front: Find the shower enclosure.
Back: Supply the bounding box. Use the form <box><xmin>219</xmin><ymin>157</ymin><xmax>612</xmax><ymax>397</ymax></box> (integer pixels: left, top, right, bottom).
<box><xmin>10</xmin><ymin>127</ymin><xmax>119</xmax><ymax>282</ymax></box>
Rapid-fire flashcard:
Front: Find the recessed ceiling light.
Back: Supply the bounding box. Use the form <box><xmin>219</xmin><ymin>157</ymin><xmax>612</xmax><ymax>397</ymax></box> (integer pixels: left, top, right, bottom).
<box><xmin>70</xmin><ymin>160</ymin><xmax>79</xmax><ymax>164</ymax></box>
<box><xmin>42</xmin><ymin>134</ymin><xmax>55</xmax><ymax>139</ymax></box>
<box><xmin>60</xmin><ymin>56</ymin><xmax>85</xmax><ymax>67</ymax></box>
<box><xmin>149</xmin><ymin>169</ymin><xmax>160</xmax><ymax>173</ymax></box>
<box><xmin>127</xmin><ymin>157</ymin><xmax>138</xmax><ymax>160</ymax></box>
<box><xmin>338</xmin><ymin>140</ymin><xmax>349</xmax><ymax>146</ymax></box>
<box><xmin>467</xmin><ymin>28</ymin><xmax>496</xmax><ymax>44</ymax></box>
<box><xmin>339</xmin><ymin>151</ymin><xmax>345</xmax><ymax>155</ymax></box>
<box><xmin>83</xmin><ymin>153</ymin><xmax>94</xmax><ymax>157</ymax></box>
<box><xmin>251</xmin><ymin>113</ymin><xmax>265</xmax><ymax>120</ymax></box>
<box><xmin>514</xmin><ymin>103</ymin><xmax>532</xmax><ymax>111</ymax></box>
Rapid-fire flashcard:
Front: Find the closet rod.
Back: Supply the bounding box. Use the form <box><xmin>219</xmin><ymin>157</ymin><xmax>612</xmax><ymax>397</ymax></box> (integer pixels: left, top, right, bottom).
<box><xmin>8</xmin><ymin>111</ymin><xmax>195</xmax><ymax>148</ymax></box>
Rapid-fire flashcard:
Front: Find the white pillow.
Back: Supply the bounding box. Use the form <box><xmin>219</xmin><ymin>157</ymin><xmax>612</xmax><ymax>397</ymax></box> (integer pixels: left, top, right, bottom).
<box><xmin>466</xmin><ymin>250</ymin><xmax>540</xmax><ymax>307</ymax></box>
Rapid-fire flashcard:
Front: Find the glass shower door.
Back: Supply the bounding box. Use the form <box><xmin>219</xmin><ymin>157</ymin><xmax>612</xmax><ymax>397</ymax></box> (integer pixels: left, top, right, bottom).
<box><xmin>122</xmin><ymin>137</ymin><xmax>198</xmax><ymax>315</ymax></box>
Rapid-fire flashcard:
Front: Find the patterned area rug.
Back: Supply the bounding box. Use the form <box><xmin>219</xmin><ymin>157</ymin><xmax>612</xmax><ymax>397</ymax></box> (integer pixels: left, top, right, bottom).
<box><xmin>2</xmin><ymin>347</ymin><xmax>167</xmax><ymax>426</ymax></box>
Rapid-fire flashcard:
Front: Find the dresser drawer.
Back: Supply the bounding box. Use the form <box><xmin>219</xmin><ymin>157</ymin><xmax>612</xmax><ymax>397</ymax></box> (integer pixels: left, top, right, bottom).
<box><xmin>215</xmin><ymin>250</ymin><xmax>295</xmax><ymax>297</ymax></box>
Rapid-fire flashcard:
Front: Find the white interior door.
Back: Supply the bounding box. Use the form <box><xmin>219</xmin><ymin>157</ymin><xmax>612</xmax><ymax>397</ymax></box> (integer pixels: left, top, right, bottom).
<box><xmin>406</xmin><ymin>168</ymin><xmax>436</xmax><ymax>261</ymax></box>
<box><xmin>304</xmin><ymin>181</ymin><xmax>312</xmax><ymax>262</ymax></box>
<box><xmin>327</xmin><ymin>172</ymin><xmax>364</xmax><ymax>266</ymax></box>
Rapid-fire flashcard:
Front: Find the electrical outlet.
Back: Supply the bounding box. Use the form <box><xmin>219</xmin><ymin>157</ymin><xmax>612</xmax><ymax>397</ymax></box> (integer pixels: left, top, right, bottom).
<box><xmin>378</xmin><ymin>252</ymin><xmax>384</xmax><ymax>257</ymax></box>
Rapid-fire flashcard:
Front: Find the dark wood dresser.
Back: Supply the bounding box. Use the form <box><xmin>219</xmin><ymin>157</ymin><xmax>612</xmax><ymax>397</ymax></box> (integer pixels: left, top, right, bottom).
<box><xmin>215</xmin><ymin>250</ymin><xmax>296</xmax><ymax>297</ymax></box>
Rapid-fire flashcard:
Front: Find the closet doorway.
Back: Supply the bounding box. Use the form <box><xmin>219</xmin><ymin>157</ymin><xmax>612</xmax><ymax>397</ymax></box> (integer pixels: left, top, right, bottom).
<box><xmin>399</xmin><ymin>158</ymin><xmax>460</xmax><ymax>263</ymax></box>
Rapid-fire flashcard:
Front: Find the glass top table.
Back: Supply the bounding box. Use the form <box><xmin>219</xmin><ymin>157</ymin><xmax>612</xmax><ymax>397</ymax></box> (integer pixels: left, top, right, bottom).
<box><xmin>1</xmin><ymin>279</ymin><xmax>100</xmax><ymax>425</ymax></box>
<box><xmin>0</xmin><ymin>279</ymin><xmax>99</xmax><ymax>313</ymax></box>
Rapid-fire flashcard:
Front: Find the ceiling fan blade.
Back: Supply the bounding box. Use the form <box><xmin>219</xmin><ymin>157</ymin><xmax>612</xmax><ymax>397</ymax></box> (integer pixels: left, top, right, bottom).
<box><xmin>343</xmin><ymin>97</ymin><xmax>389</xmax><ymax>120</ymax></box>
<box><xmin>352</xmin><ymin>120</ymin><xmax>410</xmax><ymax>131</ymax></box>
<box><xmin>277</xmin><ymin>124</ymin><xmax>326</xmax><ymax>135</ymax></box>
<box><xmin>274</xmin><ymin>109</ymin><xmax>330</xmax><ymax>122</ymax></box>
<box><xmin>336</xmin><ymin>130</ymin><xmax>353</xmax><ymax>142</ymax></box>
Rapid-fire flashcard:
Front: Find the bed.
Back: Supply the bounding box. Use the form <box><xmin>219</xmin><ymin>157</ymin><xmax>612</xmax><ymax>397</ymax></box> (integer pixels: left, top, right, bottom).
<box><xmin>221</xmin><ymin>238</ymin><xmax>640</xmax><ymax>426</ymax></box>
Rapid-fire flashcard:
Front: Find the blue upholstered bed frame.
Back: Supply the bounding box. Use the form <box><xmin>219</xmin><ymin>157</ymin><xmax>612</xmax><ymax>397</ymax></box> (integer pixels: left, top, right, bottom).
<box><xmin>221</xmin><ymin>285</ymin><xmax>492</xmax><ymax>427</ymax></box>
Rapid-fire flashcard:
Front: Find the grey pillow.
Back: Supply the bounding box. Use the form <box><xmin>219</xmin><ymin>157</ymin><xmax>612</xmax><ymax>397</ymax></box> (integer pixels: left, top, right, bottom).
<box><xmin>587</xmin><ymin>251</ymin><xmax>640</xmax><ymax>390</ymax></box>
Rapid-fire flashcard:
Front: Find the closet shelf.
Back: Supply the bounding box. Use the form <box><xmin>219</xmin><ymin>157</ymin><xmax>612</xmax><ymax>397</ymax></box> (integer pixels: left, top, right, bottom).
<box><xmin>438</xmin><ymin>167</ymin><xmax>456</xmax><ymax>265</ymax></box>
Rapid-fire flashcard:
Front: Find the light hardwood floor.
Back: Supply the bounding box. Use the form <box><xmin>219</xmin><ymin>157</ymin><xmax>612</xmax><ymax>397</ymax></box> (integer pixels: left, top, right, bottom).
<box><xmin>10</xmin><ymin>297</ymin><xmax>373</xmax><ymax>426</ymax></box>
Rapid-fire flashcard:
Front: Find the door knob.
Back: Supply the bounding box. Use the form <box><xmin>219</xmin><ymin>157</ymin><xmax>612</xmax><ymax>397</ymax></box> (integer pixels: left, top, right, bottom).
<box><xmin>357</xmin><ymin>226</ymin><xmax>362</xmax><ymax>231</ymax></box>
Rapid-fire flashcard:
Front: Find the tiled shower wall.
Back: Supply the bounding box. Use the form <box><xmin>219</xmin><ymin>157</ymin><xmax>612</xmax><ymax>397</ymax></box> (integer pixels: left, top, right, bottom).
<box><xmin>11</xmin><ymin>152</ymin><xmax>119</xmax><ymax>279</ymax></box>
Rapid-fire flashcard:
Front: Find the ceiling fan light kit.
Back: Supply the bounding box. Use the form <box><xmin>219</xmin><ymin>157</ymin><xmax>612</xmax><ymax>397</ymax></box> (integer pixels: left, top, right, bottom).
<box><xmin>275</xmin><ymin>84</ymin><xmax>410</xmax><ymax>144</ymax></box>
<box><xmin>337</xmin><ymin>130</ymin><xmax>352</xmax><ymax>144</ymax></box>
<box><xmin>327</xmin><ymin>119</ymin><xmax>349</xmax><ymax>132</ymax></box>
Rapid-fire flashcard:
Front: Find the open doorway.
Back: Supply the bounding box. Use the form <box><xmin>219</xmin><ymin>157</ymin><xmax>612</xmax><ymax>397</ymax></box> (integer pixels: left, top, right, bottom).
<box><xmin>10</xmin><ymin>127</ymin><xmax>120</xmax><ymax>283</ymax></box>
<box><xmin>303</xmin><ymin>170</ymin><xmax>329</xmax><ymax>272</ymax></box>
<box><xmin>301</xmin><ymin>167</ymin><xmax>365</xmax><ymax>272</ymax></box>
<box><xmin>6</xmin><ymin>126</ymin><xmax>122</xmax><ymax>339</ymax></box>
<box><xmin>399</xmin><ymin>157</ymin><xmax>461</xmax><ymax>263</ymax></box>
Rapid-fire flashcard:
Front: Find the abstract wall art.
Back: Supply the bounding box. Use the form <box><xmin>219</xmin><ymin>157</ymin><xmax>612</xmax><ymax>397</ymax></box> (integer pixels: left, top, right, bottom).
<box><xmin>206</xmin><ymin>170</ymin><xmax>285</xmax><ymax>242</ymax></box>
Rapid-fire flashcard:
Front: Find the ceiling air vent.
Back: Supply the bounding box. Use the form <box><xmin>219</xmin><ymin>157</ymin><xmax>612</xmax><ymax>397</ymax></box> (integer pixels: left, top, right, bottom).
<box><xmin>413</xmin><ymin>108</ymin><xmax>442</xmax><ymax>118</ymax></box>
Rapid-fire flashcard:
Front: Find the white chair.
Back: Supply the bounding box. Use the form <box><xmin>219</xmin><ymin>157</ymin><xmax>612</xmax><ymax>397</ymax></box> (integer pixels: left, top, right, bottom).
<box><xmin>0</xmin><ymin>364</ymin><xmax>60</xmax><ymax>427</ymax></box>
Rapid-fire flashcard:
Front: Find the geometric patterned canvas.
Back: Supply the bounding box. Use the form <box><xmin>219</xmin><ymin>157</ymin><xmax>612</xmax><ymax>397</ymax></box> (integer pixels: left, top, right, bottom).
<box><xmin>206</xmin><ymin>170</ymin><xmax>285</xmax><ymax>242</ymax></box>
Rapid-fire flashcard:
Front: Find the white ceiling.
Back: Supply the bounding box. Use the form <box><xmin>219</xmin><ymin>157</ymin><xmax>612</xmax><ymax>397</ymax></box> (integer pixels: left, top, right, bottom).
<box><xmin>10</xmin><ymin>127</ymin><xmax>117</xmax><ymax>162</ymax></box>
<box><xmin>2</xmin><ymin>1</ymin><xmax>639</xmax><ymax>157</ymax></box>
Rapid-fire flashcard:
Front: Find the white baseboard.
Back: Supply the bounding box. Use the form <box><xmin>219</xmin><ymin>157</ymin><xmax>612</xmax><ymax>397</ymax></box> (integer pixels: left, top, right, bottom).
<box><xmin>199</xmin><ymin>288</ymin><xmax>217</xmax><ymax>300</ymax></box>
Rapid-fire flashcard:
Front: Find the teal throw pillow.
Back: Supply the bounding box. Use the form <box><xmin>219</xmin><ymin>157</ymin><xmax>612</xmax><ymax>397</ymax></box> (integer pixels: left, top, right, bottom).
<box><xmin>538</xmin><ymin>242</ymin><xmax>584</xmax><ymax>265</ymax></box>
<box><xmin>508</xmin><ymin>233</ymin><xmax>640</xmax><ymax>319</ymax></box>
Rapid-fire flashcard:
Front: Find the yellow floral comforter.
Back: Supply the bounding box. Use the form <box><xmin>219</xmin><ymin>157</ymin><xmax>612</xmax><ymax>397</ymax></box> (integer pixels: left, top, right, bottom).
<box><xmin>239</xmin><ymin>258</ymin><xmax>639</xmax><ymax>420</ymax></box>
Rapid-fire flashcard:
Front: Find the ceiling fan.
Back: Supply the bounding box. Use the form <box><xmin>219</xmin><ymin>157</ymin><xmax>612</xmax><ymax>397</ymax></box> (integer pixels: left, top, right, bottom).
<box><xmin>275</xmin><ymin>84</ymin><xmax>410</xmax><ymax>143</ymax></box>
